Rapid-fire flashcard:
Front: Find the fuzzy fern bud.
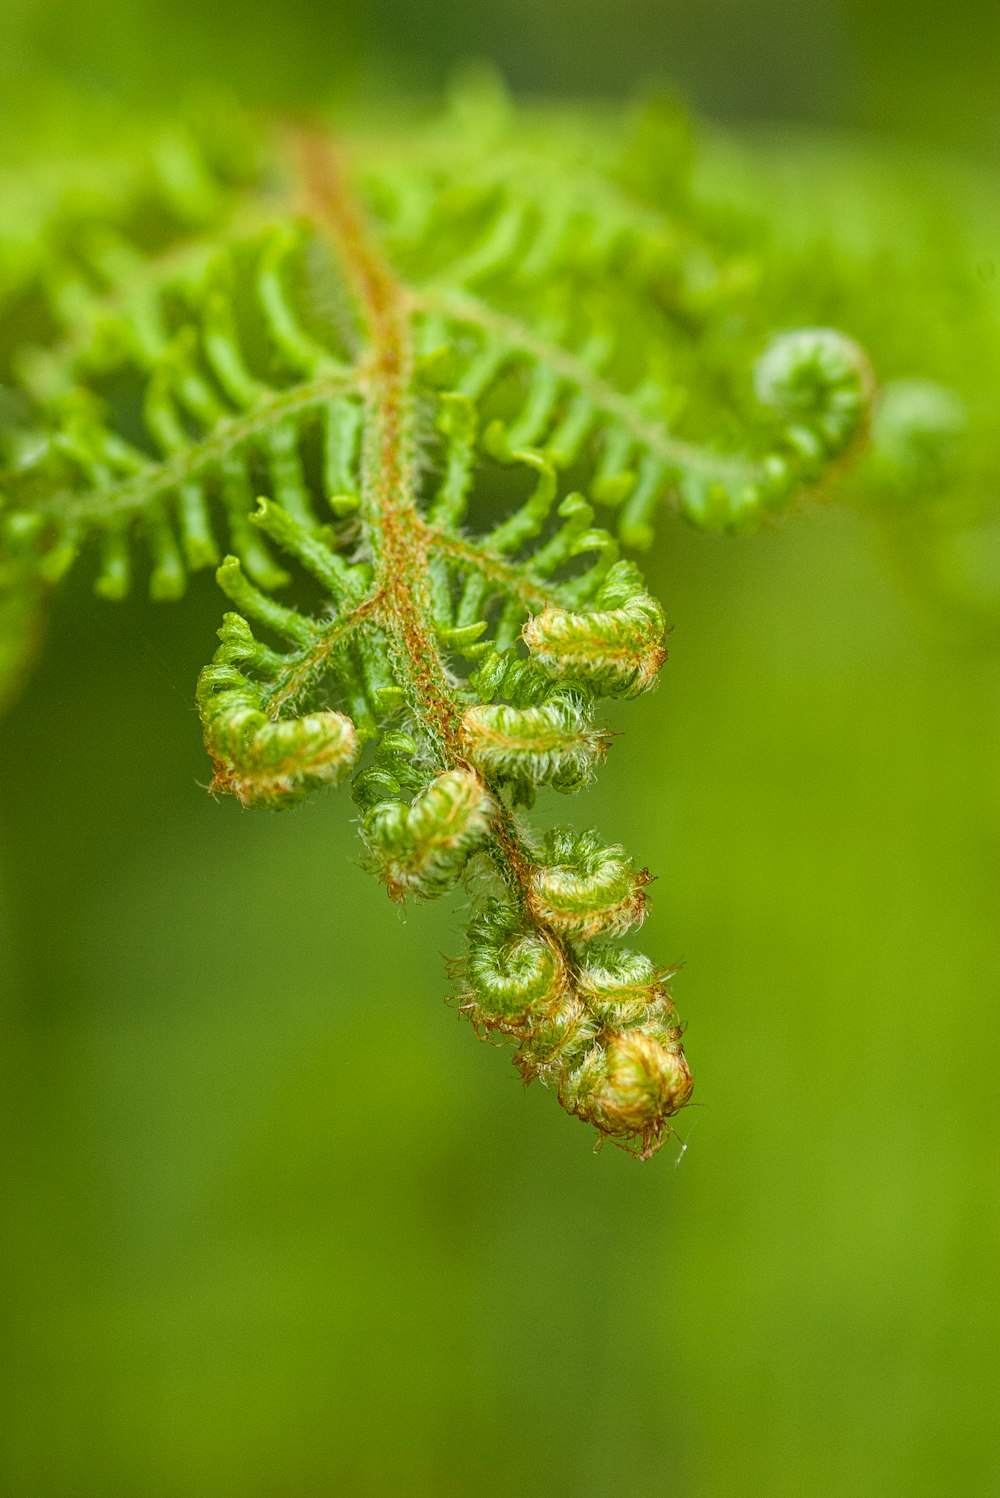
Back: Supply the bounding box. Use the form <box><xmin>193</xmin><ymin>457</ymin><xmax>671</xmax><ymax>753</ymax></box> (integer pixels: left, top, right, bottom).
<box><xmin>197</xmin><ymin>662</ymin><xmax>358</xmax><ymax>809</ymax></box>
<box><xmin>362</xmin><ymin>768</ymin><xmax>496</xmax><ymax>901</ymax></box>
<box><xmin>522</xmin><ymin>560</ymin><xmax>668</xmax><ymax>698</ymax></box>
<box><xmin>562</xmin><ymin>1029</ymin><xmax>693</xmax><ymax>1148</ymax></box>
<box><xmin>577</xmin><ymin>949</ymin><xmax>677</xmax><ymax>1029</ymax></box>
<box><xmin>527</xmin><ymin>828</ymin><xmax>650</xmax><ymax>942</ymax></box>
<box><xmin>462</xmin><ymin>902</ymin><xmax>566</xmax><ymax>1026</ymax></box>
<box><xmin>460</xmin><ymin>690</ymin><xmax>608</xmax><ymax>792</ymax></box>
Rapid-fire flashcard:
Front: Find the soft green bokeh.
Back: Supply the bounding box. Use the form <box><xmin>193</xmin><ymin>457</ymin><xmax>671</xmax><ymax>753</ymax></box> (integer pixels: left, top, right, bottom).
<box><xmin>1</xmin><ymin>2</ymin><xmax>998</xmax><ymax>1495</ymax></box>
<box><xmin>3</xmin><ymin>507</ymin><xmax>998</xmax><ymax>1497</ymax></box>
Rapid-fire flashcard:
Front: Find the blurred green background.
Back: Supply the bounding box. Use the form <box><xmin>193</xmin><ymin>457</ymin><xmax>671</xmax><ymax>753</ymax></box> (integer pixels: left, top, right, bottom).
<box><xmin>1</xmin><ymin>2</ymin><xmax>999</xmax><ymax>1495</ymax></box>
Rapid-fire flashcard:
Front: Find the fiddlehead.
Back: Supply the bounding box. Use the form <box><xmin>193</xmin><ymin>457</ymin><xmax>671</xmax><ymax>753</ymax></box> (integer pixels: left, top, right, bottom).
<box><xmin>0</xmin><ymin>87</ymin><xmax>880</xmax><ymax>1154</ymax></box>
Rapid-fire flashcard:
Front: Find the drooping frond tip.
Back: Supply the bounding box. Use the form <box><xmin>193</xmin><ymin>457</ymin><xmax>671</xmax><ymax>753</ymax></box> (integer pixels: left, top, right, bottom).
<box><xmin>0</xmin><ymin>86</ymin><xmax>881</xmax><ymax>1154</ymax></box>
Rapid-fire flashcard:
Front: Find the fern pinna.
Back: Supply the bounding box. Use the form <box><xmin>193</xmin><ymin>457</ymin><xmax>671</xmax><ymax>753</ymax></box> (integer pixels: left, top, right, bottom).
<box><xmin>0</xmin><ymin>88</ymin><xmax>873</xmax><ymax>1155</ymax></box>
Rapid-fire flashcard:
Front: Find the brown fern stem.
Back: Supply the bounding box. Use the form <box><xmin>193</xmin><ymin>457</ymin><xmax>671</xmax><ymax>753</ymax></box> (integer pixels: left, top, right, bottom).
<box><xmin>296</xmin><ymin>129</ymin><xmax>547</xmax><ymax>902</ymax></box>
<box><xmin>297</xmin><ymin>129</ymin><xmax>465</xmax><ymax>761</ymax></box>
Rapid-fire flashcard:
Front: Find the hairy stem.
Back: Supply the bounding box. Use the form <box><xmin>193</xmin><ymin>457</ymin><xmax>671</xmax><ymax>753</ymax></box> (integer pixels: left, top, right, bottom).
<box><xmin>296</xmin><ymin>130</ymin><xmax>565</xmax><ymax>919</ymax></box>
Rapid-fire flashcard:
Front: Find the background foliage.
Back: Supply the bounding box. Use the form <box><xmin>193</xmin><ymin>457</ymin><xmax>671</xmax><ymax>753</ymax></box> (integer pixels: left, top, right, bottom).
<box><xmin>1</xmin><ymin>2</ymin><xmax>997</xmax><ymax>1494</ymax></box>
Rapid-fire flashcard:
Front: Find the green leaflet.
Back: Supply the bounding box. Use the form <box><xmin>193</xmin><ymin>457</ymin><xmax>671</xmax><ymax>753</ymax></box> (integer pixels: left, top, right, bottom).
<box><xmin>525</xmin><ymin>827</ymin><xmax>650</xmax><ymax>943</ymax></box>
<box><xmin>522</xmin><ymin>559</ymin><xmax>668</xmax><ymax>699</ymax></box>
<box><xmin>460</xmin><ymin>690</ymin><xmax>608</xmax><ymax>792</ymax></box>
<box><xmin>197</xmin><ymin>661</ymin><xmax>359</xmax><ymax>810</ymax></box>
<box><xmin>362</xmin><ymin>769</ymin><xmax>496</xmax><ymax>900</ymax></box>
<box><xmin>0</xmin><ymin>85</ymin><xmax>889</xmax><ymax>1155</ymax></box>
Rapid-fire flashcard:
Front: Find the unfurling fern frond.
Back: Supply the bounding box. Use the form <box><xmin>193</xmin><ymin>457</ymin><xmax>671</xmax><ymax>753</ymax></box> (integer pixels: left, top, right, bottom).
<box><xmin>0</xmin><ymin>85</ymin><xmax>879</xmax><ymax>1155</ymax></box>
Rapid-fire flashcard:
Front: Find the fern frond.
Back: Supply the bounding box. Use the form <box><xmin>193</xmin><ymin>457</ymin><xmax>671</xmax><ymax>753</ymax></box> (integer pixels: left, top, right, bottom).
<box><xmin>0</xmin><ymin>86</ymin><xmax>881</xmax><ymax>1155</ymax></box>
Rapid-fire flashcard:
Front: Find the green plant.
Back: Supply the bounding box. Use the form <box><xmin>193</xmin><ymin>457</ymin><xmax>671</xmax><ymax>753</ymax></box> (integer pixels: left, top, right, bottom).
<box><xmin>2</xmin><ymin>80</ymin><xmax>928</xmax><ymax>1157</ymax></box>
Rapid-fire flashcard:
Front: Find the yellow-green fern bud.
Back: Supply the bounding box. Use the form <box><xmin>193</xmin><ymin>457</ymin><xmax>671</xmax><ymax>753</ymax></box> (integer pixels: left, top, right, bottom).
<box><xmin>363</xmin><ymin>767</ymin><xmax>496</xmax><ymax>901</ymax></box>
<box><xmin>562</xmin><ymin>1029</ymin><xmax>692</xmax><ymax>1158</ymax></box>
<box><xmin>515</xmin><ymin>993</ymin><xmax>598</xmax><ymax>1079</ymax></box>
<box><xmin>522</xmin><ymin>561</ymin><xmax>667</xmax><ymax>699</ymax></box>
<box><xmin>462</xmin><ymin>901</ymin><xmax>566</xmax><ymax>1027</ymax></box>
<box><xmin>197</xmin><ymin>663</ymin><xmax>359</xmax><ymax>810</ymax></box>
<box><xmin>577</xmin><ymin>949</ymin><xmax>677</xmax><ymax>1030</ymax></box>
<box><xmin>460</xmin><ymin>690</ymin><xmax>608</xmax><ymax>792</ymax></box>
<box><xmin>462</xmin><ymin>903</ymin><xmax>599</xmax><ymax>1079</ymax></box>
<box><xmin>527</xmin><ymin>827</ymin><xmax>649</xmax><ymax>942</ymax></box>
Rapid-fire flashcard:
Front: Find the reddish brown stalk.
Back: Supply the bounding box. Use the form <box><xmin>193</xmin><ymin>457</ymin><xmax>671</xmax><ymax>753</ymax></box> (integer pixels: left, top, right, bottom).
<box><xmin>293</xmin><ymin>130</ymin><xmax>579</xmax><ymax>914</ymax></box>
<box><xmin>296</xmin><ymin>129</ymin><xmax>464</xmax><ymax>760</ymax></box>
